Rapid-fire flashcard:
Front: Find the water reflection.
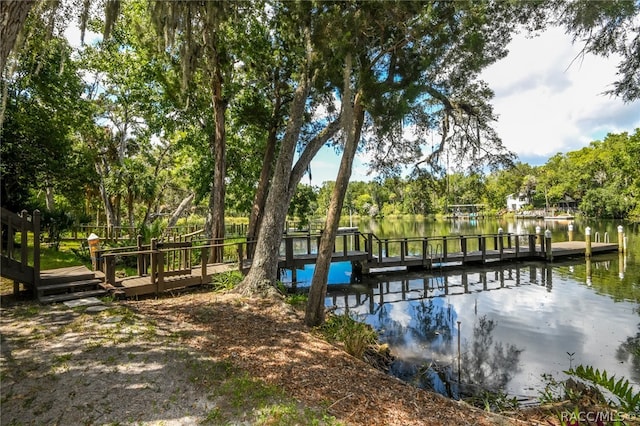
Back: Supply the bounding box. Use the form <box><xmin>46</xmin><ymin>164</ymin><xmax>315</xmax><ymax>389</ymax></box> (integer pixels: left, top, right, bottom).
<box><xmin>617</xmin><ymin>329</ymin><xmax>640</xmax><ymax>383</ymax></box>
<box><xmin>326</xmin><ymin>255</ymin><xmax>640</xmax><ymax>399</ymax></box>
<box><xmin>460</xmin><ymin>316</ymin><xmax>523</xmax><ymax>393</ymax></box>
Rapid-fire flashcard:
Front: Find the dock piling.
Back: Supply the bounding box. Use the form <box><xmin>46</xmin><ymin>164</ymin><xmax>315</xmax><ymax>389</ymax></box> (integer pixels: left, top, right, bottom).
<box><xmin>585</xmin><ymin>227</ymin><xmax>592</xmax><ymax>258</ymax></box>
<box><xmin>568</xmin><ymin>223</ymin><xmax>574</xmax><ymax>242</ymax></box>
<box><xmin>544</xmin><ymin>230</ymin><xmax>553</xmax><ymax>261</ymax></box>
<box><xmin>618</xmin><ymin>225</ymin><xmax>625</xmax><ymax>253</ymax></box>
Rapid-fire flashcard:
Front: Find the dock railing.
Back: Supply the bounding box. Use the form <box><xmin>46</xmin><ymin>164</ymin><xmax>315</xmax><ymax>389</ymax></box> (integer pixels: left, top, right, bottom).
<box><xmin>362</xmin><ymin>232</ymin><xmax>544</xmax><ymax>266</ymax></box>
<box><xmin>98</xmin><ymin>237</ymin><xmax>248</xmax><ymax>293</ymax></box>
<box><xmin>0</xmin><ymin>208</ymin><xmax>41</xmax><ymax>293</ymax></box>
<box><xmin>92</xmin><ymin>229</ymin><xmax>561</xmax><ymax>295</ymax></box>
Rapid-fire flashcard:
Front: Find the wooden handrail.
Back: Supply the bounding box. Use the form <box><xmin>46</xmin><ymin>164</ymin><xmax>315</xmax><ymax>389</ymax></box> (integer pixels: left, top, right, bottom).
<box><xmin>0</xmin><ymin>208</ymin><xmax>40</xmax><ymax>293</ymax></box>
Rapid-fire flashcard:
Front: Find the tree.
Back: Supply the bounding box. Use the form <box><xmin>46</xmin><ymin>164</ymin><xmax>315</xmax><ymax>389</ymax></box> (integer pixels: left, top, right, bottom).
<box><xmin>0</xmin><ymin>0</ymin><xmax>37</xmax><ymax>71</ymax></box>
<box><xmin>288</xmin><ymin>184</ymin><xmax>317</xmax><ymax>228</ymax></box>
<box><xmin>236</xmin><ymin>2</ymin><xmax>342</xmax><ymax>296</ymax></box>
<box><xmin>304</xmin><ymin>0</ymin><xmax>549</xmax><ymax>325</ymax></box>
<box><xmin>306</xmin><ymin>50</ymin><xmax>365</xmax><ymax>326</ymax></box>
<box><xmin>1</xmin><ymin>12</ymin><xmax>89</xmax><ymax>213</ymax></box>
<box><xmin>149</xmin><ymin>1</ymin><xmax>238</xmax><ymax>260</ymax></box>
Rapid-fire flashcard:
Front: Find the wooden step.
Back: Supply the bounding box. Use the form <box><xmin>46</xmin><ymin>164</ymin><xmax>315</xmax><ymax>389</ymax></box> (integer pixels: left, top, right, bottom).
<box><xmin>40</xmin><ymin>265</ymin><xmax>96</xmax><ymax>285</ymax></box>
<box><xmin>38</xmin><ymin>289</ymin><xmax>108</xmax><ymax>304</ymax></box>
<box><xmin>37</xmin><ymin>279</ymin><xmax>103</xmax><ymax>294</ymax></box>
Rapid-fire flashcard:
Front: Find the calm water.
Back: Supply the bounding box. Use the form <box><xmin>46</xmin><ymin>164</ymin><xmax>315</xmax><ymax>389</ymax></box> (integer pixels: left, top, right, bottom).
<box><xmin>283</xmin><ymin>217</ymin><xmax>640</xmax><ymax>400</ymax></box>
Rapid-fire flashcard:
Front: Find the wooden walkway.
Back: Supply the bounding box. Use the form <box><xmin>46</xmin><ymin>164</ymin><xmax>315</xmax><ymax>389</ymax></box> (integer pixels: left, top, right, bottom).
<box><xmin>96</xmin><ymin>231</ymin><xmax>620</xmax><ymax>297</ymax></box>
<box><xmin>364</xmin><ymin>241</ymin><xmax>618</xmax><ymax>271</ymax></box>
<box><xmin>3</xmin><ymin>209</ymin><xmax>620</xmax><ymax>301</ymax></box>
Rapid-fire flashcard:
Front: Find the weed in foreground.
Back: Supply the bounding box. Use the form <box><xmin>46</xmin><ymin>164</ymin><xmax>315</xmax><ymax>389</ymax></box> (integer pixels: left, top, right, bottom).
<box><xmin>316</xmin><ymin>313</ymin><xmax>377</xmax><ymax>358</ymax></box>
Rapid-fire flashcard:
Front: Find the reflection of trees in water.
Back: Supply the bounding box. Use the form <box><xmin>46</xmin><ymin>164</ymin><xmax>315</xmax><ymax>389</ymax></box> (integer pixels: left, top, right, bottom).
<box><xmin>376</xmin><ymin>298</ymin><xmax>456</xmax><ymax>352</ymax></box>
<box><xmin>461</xmin><ymin>316</ymin><xmax>523</xmax><ymax>392</ymax></box>
<box><xmin>617</xmin><ymin>331</ymin><xmax>640</xmax><ymax>383</ymax></box>
<box><xmin>385</xmin><ymin>299</ymin><xmax>460</xmax><ymax>398</ymax></box>
<box><xmin>414</xmin><ymin>299</ymin><xmax>455</xmax><ymax>353</ymax></box>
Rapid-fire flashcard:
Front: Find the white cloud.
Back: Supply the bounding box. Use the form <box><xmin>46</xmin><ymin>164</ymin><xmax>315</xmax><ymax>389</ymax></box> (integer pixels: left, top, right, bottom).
<box><xmin>312</xmin><ymin>26</ymin><xmax>640</xmax><ymax>182</ymax></box>
<box><xmin>481</xmin><ymin>27</ymin><xmax>640</xmax><ymax>162</ymax></box>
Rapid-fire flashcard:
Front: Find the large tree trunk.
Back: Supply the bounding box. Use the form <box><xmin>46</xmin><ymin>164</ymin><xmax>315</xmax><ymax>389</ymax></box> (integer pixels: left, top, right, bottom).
<box><xmin>95</xmin><ymin>160</ymin><xmax>117</xmax><ymax>238</ymax></box>
<box><xmin>203</xmin><ymin>29</ymin><xmax>227</xmax><ymax>264</ymax></box>
<box><xmin>235</xmin><ymin>75</ymin><xmax>311</xmax><ymax>298</ymax></box>
<box><xmin>246</xmin><ymin>92</ymin><xmax>282</xmax><ymax>253</ymax></box>
<box><xmin>236</xmin><ymin>106</ymin><xmax>342</xmax><ymax>297</ymax></box>
<box><xmin>306</xmin><ymin>55</ymin><xmax>364</xmax><ymax>326</ymax></box>
<box><xmin>45</xmin><ymin>186</ymin><xmax>55</xmax><ymax>211</ymax></box>
<box><xmin>0</xmin><ymin>0</ymin><xmax>36</xmax><ymax>71</ymax></box>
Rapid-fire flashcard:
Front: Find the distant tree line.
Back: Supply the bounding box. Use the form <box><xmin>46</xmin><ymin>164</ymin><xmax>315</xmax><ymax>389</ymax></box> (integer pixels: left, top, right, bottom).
<box><xmin>305</xmin><ymin>129</ymin><xmax>640</xmax><ymax>221</ymax></box>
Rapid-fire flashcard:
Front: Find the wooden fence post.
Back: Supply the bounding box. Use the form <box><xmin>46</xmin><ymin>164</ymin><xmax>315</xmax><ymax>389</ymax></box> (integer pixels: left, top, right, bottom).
<box><xmin>237</xmin><ymin>243</ymin><xmax>244</xmax><ymax>273</ymax></box>
<box><xmin>106</xmin><ymin>255</ymin><xmax>116</xmax><ymax>285</ymax></box>
<box><xmin>528</xmin><ymin>234</ymin><xmax>536</xmax><ymax>255</ymax></box>
<box><xmin>442</xmin><ymin>237</ymin><xmax>448</xmax><ymax>262</ymax></box>
<box><xmin>618</xmin><ymin>225</ymin><xmax>624</xmax><ymax>253</ymax></box>
<box><xmin>201</xmin><ymin>246</ymin><xmax>208</xmax><ymax>281</ymax></box>
<box><xmin>342</xmin><ymin>234</ymin><xmax>348</xmax><ymax>257</ymax></box>
<box><xmin>545</xmin><ymin>230</ymin><xmax>553</xmax><ymax>261</ymax></box>
<box><xmin>285</xmin><ymin>237</ymin><xmax>294</xmax><ymax>267</ymax></box>
<box><xmin>461</xmin><ymin>237</ymin><xmax>467</xmax><ymax>262</ymax></box>
<box><xmin>137</xmin><ymin>235</ymin><xmax>144</xmax><ymax>275</ymax></box>
<box><xmin>157</xmin><ymin>251</ymin><xmax>164</xmax><ymax>296</ymax></box>
<box><xmin>150</xmin><ymin>238</ymin><xmax>158</xmax><ymax>286</ymax></box>
<box><xmin>32</xmin><ymin>210</ymin><xmax>40</xmax><ymax>288</ymax></box>
<box><xmin>20</xmin><ymin>210</ymin><xmax>29</xmax><ymax>272</ymax></box>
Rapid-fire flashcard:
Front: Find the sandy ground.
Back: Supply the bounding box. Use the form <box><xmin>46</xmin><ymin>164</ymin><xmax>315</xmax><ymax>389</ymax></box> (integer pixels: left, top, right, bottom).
<box><xmin>0</xmin><ymin>288</ymin><xmax>588</xmax><ymax>425</ymax></box>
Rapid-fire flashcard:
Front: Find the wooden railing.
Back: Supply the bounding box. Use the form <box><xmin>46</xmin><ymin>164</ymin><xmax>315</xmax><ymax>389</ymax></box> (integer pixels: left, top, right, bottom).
<box><xmin>270</xmin><ymin>230</ymin><xmax>549</xmax><ymax>267</ymax></box>
<box><xmin>98</xmin><ymin>237</ymin><xmax>248</xmax><ymax>291</ymax></box>
<box><xmin>0</xmin><ymin>208</ymin><xmax>41</xmax><ymax>292</ymax></box>
<box><xmin>92</xmin><ymin>228</ymin><xmax>556</xmax><ymax>295</ymax></box>
<box><xmin>363</xmin><ymin>232</ymin><xmax>544</xmax><ymax>265</ymax></box>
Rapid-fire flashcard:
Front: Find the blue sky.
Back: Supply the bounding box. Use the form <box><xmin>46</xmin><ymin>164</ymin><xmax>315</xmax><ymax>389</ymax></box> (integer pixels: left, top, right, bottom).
<box><xmin>308</xmin><ymin>27</ymin><xmax>640</xmax><ymax>186</ymax></box>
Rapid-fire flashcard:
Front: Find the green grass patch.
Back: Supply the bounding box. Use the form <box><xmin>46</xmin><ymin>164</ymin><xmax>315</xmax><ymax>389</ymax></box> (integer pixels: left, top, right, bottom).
<box><xmin>316</xmin><ymin>313</ymin><xmax>378</xmax><ymax>358</ymax></box>
<box><xmin>285</xmin><ymin>293</ymin><xmax>307</xmax><ymax>310</ymax></box>
<box><xmin>10</xmin><ymin>304</ymin><xmax>41</xmax><ymax>318</ymax></box>
<box><xmin>209</xmin><ymin>270</ymin><xmax>243</xmax><ymax>292</ymax></box>
<box><xmin>185</xmin><ymin>357</ymin><xmax>340</xmax><ymax>425</ymax></box>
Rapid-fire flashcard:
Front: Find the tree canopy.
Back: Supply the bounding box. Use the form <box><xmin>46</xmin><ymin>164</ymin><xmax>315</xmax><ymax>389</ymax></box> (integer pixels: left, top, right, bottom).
<box><xmin>1</xmin><ymin>1</ymin><xmax>638</xmax><ymax>295</ymax></box>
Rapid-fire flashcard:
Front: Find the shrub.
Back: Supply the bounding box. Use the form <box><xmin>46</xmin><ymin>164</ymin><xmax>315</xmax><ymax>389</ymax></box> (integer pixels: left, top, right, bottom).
<box><xmin>317</xmin><ymin>313</ymin><xmax>378</xmax><ymax>358</ymax></box>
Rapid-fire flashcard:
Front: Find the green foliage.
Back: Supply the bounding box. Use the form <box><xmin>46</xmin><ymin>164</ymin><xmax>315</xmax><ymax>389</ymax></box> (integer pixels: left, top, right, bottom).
<box><xmin>209</xmin><ymin>271</ymin><xmax>243</xmax><ymax>292</ymax></box>
<box><xmin>40</xmin><ymin>210</ymin><xmax>74</xmax><ymax>249</ymax></box>
<box><xmin>464</xmin><ymin>389</ymin><xmax>519</xmax><ymax>413</ymax></box>
<box><xmin>1</xmin><ymin>14</ymin><xmax>91</xmax><ymax>212</ymax></box>
<box><xmin>316</xmin><ymin>313</ymin><xmax>378</xmax><ymax>359</ymax></box>
<box><xmin>312</xmin><ymin>130</ymin><xmax>639</xmax><ymax>219</ymax></box>
<box><xmin>285</xmin><ymin>293</ymin><xmax>308</xmax><ymax>310</ymax></box>
<box><xmin>4</xmin><ymin>0</ymin><xmax>639</xmax><ymax>231</ymax></box>
<box><xmin>288</xmin><ymin>184</ymin><xmax>317</xmax><ymax>227</ymax></box>
<box><xmin>565</xmin><ymin>365</ymin><xmax>640</xmax><ymax>414</ymax></box>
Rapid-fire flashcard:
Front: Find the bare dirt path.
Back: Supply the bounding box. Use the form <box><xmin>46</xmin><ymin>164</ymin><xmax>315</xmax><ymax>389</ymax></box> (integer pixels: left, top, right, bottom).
<box><xmin>1</xmin><ymin>289</ymin><xmax>533</xmax><ymax>425</ymax></box>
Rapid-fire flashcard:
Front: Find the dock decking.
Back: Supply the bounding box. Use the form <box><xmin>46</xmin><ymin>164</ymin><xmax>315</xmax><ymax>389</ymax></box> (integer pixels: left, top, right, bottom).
<box><xmin>97</xmin><ymin>231</ymin><xmax>620</xmax><ymax>297</ymax></box>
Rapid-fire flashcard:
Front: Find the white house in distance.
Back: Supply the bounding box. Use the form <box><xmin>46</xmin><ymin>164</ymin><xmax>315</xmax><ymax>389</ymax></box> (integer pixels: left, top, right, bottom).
<box><xmin>506</xmin><ymin>193</ymin><xmax>530</xmax><ymax>211</ymax></box>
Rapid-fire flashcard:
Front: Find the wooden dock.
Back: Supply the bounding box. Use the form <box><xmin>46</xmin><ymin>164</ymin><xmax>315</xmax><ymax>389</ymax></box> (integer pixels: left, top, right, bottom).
<box><xmin>110</xmin><ymin>230</ymin><xmax>622</xmax><ymax>296</ymax></box>
<box><xmin>1</xmin><ymin>209</ymin><xmax>621</xmax><ymax>302</ymax></box>
<box><xmin>95</xmin><ymin>230</ymin><xmax>619</xmax><ymax>297</ymax></box>
<box><xmin>275</xmin><ymin>232</ymin><xmax>619</xmax><ymax>279</ymax></box>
